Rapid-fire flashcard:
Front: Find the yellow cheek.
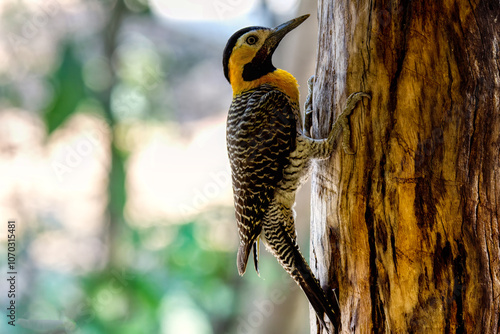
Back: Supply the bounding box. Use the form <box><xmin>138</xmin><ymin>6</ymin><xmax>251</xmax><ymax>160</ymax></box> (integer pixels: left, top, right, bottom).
<box><xmin>228</xmin><ymin>47</ymin><xmax>254</xmax><ymax>84</ymax></box>
<box><xmin>231</xmin><ymin>46</ymin><xmax>257</xmax><ymax>66</ymax></box>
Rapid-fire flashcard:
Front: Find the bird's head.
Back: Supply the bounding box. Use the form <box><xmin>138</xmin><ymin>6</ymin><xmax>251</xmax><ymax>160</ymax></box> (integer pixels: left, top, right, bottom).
<box><xmin>223</xmin><ymin>15</ymin><xmax>309</xmax><ymax>97</ymax></box>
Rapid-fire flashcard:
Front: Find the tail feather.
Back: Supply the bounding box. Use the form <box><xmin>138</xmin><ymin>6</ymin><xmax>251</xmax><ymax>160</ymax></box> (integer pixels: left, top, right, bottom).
<box><xmin>237</xmin><ymin>239</ymin><xmax>261</xmax><ymax>276</ymax></box>
<box><xmin>253</xmin><ymin>239</ymin><xmax>260</xmax><ymax>275</ymax></box>
<box><xmin>237</xmin><ymin>243</ymin><xmax>251</xmax><ymax>276</ymax></box>
<box><xmin>264</xmin><ymin>218</ymin><xmax>339</xmax><ymax>331</ymax></box>
<box><xmin>292</xmin><ymin>246</ymin><xmax>339</xmax><ymax>330</ymax></box>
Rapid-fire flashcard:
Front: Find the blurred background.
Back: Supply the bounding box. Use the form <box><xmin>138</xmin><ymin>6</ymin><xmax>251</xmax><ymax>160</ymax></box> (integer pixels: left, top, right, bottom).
<box><xmin>0</xmin><ymin>0</ymin><xmax>318</xmax><ymax>333</ymax></box>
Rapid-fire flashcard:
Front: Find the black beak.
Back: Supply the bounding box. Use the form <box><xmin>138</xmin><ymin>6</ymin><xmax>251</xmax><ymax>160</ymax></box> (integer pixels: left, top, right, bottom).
<box><xmin>242</xmin><ymin>14</ymin><xmax>309</xmax><ymax>82</ymax></box>
<box><xmin>260</xmin><ymin>14</ymin><xmax>310</xmax><ymax>57</ymax></box>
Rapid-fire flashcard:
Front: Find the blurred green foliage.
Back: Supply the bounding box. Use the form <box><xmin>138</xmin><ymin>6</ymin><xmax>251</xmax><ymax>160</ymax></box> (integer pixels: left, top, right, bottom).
<box><xmin>44</xmin><ymin>46</ymin><xmax>87</xmax><ymax>134</ymax></box>
<box><xmin>72</xmin><ymin>223</ymin><xmax>238</xmax><ymax>334</ymax></box>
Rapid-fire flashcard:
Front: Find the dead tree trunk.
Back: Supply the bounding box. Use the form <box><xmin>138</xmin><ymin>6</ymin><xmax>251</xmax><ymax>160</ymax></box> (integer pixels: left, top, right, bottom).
<box><xmin>309</xmin><ymin>1</ymin><xmax>500</xmax><ymax>333</ymax></box>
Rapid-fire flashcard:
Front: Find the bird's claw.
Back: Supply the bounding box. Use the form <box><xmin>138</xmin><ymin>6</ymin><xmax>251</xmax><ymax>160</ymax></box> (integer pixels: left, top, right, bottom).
<box><xmin>336</xmin><ymin>91</ymin><xmax>371</xmax><ymax>155</ymax></box>
<box><xmin>304</xmin><ymin>74</ymin><xmax>370</xmax><ymax>155</ymax></box>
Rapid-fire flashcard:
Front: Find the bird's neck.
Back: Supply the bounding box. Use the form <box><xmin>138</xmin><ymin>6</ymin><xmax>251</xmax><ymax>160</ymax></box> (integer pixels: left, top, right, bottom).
<box><xmin>230</xmin><ymin>68</ymin><xmax>300</xmax><ymax>103</ymax></box>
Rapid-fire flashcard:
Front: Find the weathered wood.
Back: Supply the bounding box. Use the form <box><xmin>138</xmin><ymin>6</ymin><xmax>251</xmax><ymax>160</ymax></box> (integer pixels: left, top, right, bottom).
<box><xmin>310</xmin><ymin>1</ymin><xmax>500</xmax><ymax>333</ymax></box>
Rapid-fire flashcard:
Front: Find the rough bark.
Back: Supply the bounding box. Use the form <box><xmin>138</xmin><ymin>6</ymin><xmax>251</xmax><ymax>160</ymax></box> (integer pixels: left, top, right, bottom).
<box><xmin>309</xmin><ymin>1</ymin><xmax>500</xmax><ymax>333</ymax></box>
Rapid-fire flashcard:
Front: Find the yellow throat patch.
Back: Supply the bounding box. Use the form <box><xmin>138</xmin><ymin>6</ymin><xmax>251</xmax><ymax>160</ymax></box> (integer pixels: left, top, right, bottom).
<box><xmin>229</xmin><ymin>65</ymin><xmax>300</xmax><ymax>103</ymax></box>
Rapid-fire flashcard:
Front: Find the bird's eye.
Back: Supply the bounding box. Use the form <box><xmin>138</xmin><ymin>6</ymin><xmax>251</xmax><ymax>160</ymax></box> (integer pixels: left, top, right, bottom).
<box><xmin>246</xmin><ymin>35</ymin><xmax>258</xmax><ymax>45</ymax></box>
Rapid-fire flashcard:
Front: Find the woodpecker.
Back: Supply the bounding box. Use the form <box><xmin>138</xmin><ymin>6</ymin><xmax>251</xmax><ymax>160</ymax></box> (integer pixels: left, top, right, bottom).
<box><xmin>223</xmin><ymin>14</ymin><xmax>369</xmax><ymax>330</ymax></box>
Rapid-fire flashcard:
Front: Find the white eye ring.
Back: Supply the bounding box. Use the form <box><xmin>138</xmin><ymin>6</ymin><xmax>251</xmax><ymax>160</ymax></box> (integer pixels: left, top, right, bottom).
<box><xmin>246</xmin><ymin>35</ymin><xmax>258</xmax><ymax>45</ymax></box>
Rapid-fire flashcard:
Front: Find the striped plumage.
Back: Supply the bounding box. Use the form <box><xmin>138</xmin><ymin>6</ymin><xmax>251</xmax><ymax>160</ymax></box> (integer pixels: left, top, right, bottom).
<box><xmin>224</xmin><ymin>15</ymin><xmax>369</xmax><ymax>331</ymax></box>
<box><xmin>228</xmin><ymin>85</ymin><xmax>297</xmax><ymax>269</ymax></box>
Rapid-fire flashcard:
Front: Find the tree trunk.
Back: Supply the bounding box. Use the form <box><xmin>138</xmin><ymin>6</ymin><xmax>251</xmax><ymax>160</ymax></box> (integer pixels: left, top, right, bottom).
<box><xmin>309</xmin><ymin>1</ymin><xmax>500</xmax><ymax>333</ymax></box>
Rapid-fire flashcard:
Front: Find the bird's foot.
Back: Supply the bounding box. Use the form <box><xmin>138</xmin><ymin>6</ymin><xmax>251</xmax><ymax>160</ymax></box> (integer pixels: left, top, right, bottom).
<box><xmin>334</xmin><ymin>92</ymin><xmax>371</xmax><ymax>154</ymax></box>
